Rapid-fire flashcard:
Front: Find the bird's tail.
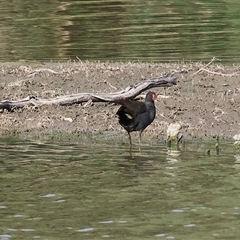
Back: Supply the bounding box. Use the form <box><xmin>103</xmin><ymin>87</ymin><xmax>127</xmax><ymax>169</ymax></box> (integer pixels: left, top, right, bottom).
<box><xmin>116</xmin><ymin>106</ymin><xmax>132</xmax><ymax>127</ymax></box>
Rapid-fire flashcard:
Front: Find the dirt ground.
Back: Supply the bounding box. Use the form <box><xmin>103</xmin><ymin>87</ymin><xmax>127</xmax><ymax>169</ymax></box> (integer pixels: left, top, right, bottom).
<box><xmin>0</xmin><ymin>60</ymin><xmax>239</xmax><ymax>142</ymax></box>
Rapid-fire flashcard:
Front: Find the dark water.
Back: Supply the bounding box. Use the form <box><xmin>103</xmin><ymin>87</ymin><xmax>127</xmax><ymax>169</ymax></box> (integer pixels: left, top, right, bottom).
<box><xmin>1</xmin><ymin>137</ymin><xmax>240</xmax><ymax>239</ymax></box>
<box><xmin>0</xmin><ymin>0</ymin><xmax>240</xmax><ymax>63</ymax></box>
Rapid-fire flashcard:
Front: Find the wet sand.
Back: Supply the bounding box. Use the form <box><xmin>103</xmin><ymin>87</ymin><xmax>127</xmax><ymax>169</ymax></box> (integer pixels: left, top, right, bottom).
<box><xmin>0</xmin><ymin>61</ymin><xmax>239</xmax><ymax>142</ymax></box>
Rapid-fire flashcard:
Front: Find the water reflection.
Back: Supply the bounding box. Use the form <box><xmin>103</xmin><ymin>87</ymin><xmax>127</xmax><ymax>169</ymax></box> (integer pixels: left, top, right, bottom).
<box><xmin>0</xmin><ymin>137</ymin><xmax>240</xmax><ymax>239</ymax></box>
<box><xmin>0</xmin><ymin>0</ymin><xmax>240</xmax><ymax>62</ymax></box>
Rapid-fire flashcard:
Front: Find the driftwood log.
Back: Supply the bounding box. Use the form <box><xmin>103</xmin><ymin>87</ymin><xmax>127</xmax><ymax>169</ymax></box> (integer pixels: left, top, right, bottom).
<box><xmin>0</xmin><ymin>76</ymin><xmax>177</xmax><ymax>112</ymax></box>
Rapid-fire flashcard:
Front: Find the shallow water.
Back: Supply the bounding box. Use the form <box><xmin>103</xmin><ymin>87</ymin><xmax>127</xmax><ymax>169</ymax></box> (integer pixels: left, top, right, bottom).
<box><xmin>1</xmin><ymin>137</ymin><xmax>240</xmax><ymax>239</ymax></box>
<box><xmin>0</xmin><ymin>0</ymin><xmax>240</xmax><ymax>63</ymax></box>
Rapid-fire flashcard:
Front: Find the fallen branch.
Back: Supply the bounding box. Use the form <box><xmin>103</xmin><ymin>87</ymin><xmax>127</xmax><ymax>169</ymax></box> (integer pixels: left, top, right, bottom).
<box><xmin>0</xmin><ymin>75</ymin><xmax>177</xmax><ymax>112</ymax></box>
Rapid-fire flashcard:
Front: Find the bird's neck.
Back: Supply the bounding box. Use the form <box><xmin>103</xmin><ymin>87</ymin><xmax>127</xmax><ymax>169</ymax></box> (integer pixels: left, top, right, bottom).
<box><xmin>145</xmin><ymin>101</ymin><xmax>155</xmax><ymax>110</ymax></box>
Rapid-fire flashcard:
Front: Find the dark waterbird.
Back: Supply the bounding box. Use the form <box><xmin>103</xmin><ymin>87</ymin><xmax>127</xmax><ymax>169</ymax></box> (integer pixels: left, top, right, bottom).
<box><xmin>116</xmin><ymin>91</ymin><xmax>157</xmax><ymax>145</ymax></box>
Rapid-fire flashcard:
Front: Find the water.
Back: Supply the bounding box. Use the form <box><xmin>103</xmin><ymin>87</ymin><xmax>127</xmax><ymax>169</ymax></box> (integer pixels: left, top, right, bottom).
<box><xmin>0</xmin><ymin>137</ymin><xmax>240</xmax><ymax>239</ymax></box>
<box><xmin>0</xmin><ymin>0</ymin><xmax>240</xmax><ymax>63</ymax></box>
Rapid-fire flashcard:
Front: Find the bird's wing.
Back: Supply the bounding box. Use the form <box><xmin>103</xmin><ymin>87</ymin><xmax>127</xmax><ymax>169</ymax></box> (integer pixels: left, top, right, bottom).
<box><xmin>116</xmin><ymin>99</ymin><xmax>147</xmax><ymax>117</ymax></box>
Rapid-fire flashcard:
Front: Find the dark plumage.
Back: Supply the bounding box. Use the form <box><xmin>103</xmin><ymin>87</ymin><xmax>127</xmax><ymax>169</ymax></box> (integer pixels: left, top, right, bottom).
<box><xmin>116</xmin><ymin>91</ymin><xmax>157</xmax><ymax>145</ymax></box>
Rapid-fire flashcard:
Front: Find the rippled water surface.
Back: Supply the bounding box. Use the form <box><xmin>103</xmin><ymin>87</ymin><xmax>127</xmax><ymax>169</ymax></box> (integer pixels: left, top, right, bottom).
<box><xmin>1</xmin><ymin>137</ymin><xmax>240</xmax><ymax>239</ymax></box>
<box><xmin>0</xmin><ymin>0</ymin><xmax>240</xmax><ymax>63</ymax></box>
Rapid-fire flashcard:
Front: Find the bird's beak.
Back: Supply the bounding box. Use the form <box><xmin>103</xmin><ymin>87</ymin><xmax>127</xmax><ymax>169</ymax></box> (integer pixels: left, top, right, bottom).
<box><xmin>152</xmin><ymin>93</ymin><xmax>157</xmax><ymax>101</ymax></box>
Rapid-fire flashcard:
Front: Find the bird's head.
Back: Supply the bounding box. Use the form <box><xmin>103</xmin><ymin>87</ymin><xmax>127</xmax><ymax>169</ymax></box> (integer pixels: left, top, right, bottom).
<box><xmin>145</xmin><ymin>91</ymin><xmax>157</xmax><ymax>103</ymax></box>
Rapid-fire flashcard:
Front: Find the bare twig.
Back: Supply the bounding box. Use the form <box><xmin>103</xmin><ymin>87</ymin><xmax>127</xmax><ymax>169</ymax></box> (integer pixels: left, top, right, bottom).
<box><xmin>192</xmin><ymin>57</ymin><xmax>218</xmax><ymax>76</ymax></box>
<box><xmin>199</xmin><ymin>69</ymin><xmax>236</xmax><ymax>77</ymax></box>
<box><xmin>105</xmin><ymin>81</ymin><xmax>118</xmax><ymax>90</ymax></box>
<box><xmin>28</xmin><ymin>68</ymin><xmax>59</xmax><ymax>77</ymax></box>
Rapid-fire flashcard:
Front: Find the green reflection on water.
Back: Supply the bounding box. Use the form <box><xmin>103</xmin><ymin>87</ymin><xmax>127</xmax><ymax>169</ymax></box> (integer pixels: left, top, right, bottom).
<box><xmin>0</xmin><ymin>137</ymin><xmax>240</xmax><ymax>239</ymax></box>
<box><xmin>0</xmin><ymin>0</ymin><xmax>240</xmax><ymax>63</ymax></box>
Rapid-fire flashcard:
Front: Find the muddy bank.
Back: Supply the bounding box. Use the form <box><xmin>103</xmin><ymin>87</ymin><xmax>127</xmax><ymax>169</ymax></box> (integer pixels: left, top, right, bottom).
<box><xmin>0</xmin><ymin>61</ymin><xmax>239</xmax><ymax>142</ymax></box>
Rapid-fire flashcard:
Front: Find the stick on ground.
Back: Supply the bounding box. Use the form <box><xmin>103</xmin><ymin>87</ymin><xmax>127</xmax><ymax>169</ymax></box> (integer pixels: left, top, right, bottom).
<box><xmin>0</xmin><ymin>75</ymin><xmax>177</xmax><ymax>112</ymax></box>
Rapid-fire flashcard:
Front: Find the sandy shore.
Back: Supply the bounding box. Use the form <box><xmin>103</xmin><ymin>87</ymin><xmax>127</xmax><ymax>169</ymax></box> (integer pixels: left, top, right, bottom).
<box><xmin>0</xmin><ymin>61</ymin><xmax>239</xmax><ymax>142</ymax></box>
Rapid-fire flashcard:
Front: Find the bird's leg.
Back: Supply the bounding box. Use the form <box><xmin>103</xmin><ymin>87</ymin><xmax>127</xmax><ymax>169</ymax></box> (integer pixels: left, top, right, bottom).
<box><xmin>129</xmin><ymin>144</ymin><xmax>133</xmax><ymax>158</ymax></box>
<box><xmin>139</xmin><ymin>131</ymin><xmax>142</xmax><ymax>145</ymax></box>
<box><xmin>128</xmin><ymin>132</ymin><xmax>132</xmax><ymax>145</ymax></box>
